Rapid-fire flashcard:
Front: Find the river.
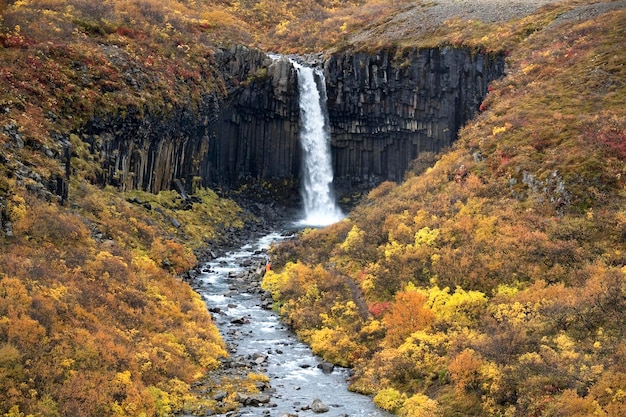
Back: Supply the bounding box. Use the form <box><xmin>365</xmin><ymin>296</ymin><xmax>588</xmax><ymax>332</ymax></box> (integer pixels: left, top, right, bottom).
<box><xmin>192</xmin><ymin>230</ymin><xmax>391</xmax><ymax>417</ymax></box>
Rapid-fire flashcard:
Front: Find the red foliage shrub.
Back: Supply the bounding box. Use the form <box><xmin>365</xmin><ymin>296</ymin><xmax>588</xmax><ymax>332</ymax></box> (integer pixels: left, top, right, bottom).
<box><xmin>368</xmin><ymin>301</ymin><xmax>391</xmax><ymax>318</ymax></box>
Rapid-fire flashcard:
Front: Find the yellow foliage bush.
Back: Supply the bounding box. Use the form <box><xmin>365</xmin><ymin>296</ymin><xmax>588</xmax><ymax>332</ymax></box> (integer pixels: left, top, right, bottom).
<box><xmin>339</xmin><ymin>224</ymin><xmax>366</xmax><ymax>255</ymax></box>
<box><xmin>399</xmin><ymin>393</ymin><xmax>440</xmax><ymax>417</ymax></box>
<box><xmin>309</xmin><ymin>326</ymin><xmax>365</xmax><ymax>367</ymax></box>
<box><xmin>373</xmin><ymin>387</ymin><xmax>406</xmax><ymax>413</ymax></box>
<box><xmin>6</xmin><ymin>194</ymin><xmax>27</xmax><ymax>222</ymax></box>
<box><xmin>414</xmin><ymin>226</ymin><xmax>439</xmax><ymax>247</ymax></box>
<box><xmin>260</xmin><ymin>268</ymin><xmax>289</xmax><ymax>299</ymax></box>
<box><xmin>424</xmin><ymin>286</ymin><xmax>488</xmax><ymax>328</ymax></box>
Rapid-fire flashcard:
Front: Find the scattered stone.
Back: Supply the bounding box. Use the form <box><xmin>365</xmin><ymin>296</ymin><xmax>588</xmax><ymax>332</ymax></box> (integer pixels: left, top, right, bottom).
<box><xmin>248</xmin><ymin>393</ymin><xmax>271</xmax><ymax>405</ymax></box>
<box><xmin>311</xmin><ymin>398</ymin><xmax>329</xmax><ymax>413</ymax></box>
<box><xmin>212</xmin><ymin>390</ymin><xmax>228</xmax><ymax>402</ymax></box>
<box><xmin>236</xmin><ymin>392</ymin><xmax>249</xmax><ymax>404</ymax></box>
<box><xmin>252</xmin><ymin>353</ymin><xmax>268</xmax><ymax>364</ymax></box>
<box><xmin>230</xmin><ymin>316</ymin><xmax>249</xmax><ymax>325</ymax></box>
<box><xmin>169</xmin><ymin>216</ymin><xmax>181</xmax><ymax>228</ymax></box>
<box><xmin>236</xmin><ymin>392</ymin><xmax>271</xmax><ymax>406</ymax></box>
<box><xmin>317</xmin><ymin>362</ymin><xmax>335</xmax><ymax>374</ymax></box>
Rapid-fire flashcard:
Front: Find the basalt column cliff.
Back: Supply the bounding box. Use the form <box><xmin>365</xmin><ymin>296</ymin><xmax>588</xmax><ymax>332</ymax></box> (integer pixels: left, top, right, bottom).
<box><xmin>324</xmin><ymin>48</ymin><xmax>504</xmax><ymax>189</ymax></box>
<box><xmin>85</xmin><ymin>46</ymin><xmax>503</xmax><ymax>195</ymax></box>
<box><xmin>83</xmin><ymin>46</ymin><xmax>301</xmax><ymax>193</ymax></box>
<box><xmin>212</xmin><ymin>46</ymin><xmax>504</xmax><ymax>191</ymax></box>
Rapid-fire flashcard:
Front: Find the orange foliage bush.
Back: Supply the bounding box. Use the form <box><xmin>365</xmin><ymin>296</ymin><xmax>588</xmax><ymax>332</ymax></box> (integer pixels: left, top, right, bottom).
<box><xmin>382</xmin><ymin>289</ymin><xmax>434</xmax><ymax>348</ymax></box>
<box><xmin>448</xmin><ymin>348</ymin><xmax>483</xmax><ymax>392</ymax></box>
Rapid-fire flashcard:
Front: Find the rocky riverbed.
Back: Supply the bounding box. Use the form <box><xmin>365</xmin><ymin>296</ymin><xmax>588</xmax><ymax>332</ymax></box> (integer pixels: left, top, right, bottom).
<box><xmin>185</xmin><ymin>232</ymin><xmax>391</xmax><ymax>417</ymax></box>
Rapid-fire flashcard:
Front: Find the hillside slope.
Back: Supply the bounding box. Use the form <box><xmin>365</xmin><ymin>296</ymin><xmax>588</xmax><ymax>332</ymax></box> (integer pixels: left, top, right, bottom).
<box><xmin>265</xmin><ymin>2</ymin><xmax>626</xmax><ymax>416</ymax></box>
<box><xmin>0</xmin><ymin>1</ymin><xmax>254</xmax><ymax>415</ymax></box>
<box><xmin>0</xmin><ymin>0</ymin><xmax>624</xmax><ymax>416</ymax></box>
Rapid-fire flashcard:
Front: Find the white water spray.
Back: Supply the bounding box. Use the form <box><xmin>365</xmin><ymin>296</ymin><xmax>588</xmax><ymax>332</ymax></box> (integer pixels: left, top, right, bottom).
<box><xmin>291</xmin><ymin>60</ymin><xmax>344</xmax><ymax>227</ymax></box>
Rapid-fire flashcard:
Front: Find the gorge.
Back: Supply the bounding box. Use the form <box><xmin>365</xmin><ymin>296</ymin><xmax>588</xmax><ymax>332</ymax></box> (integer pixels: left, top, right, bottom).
<box><xmin>2</xmin><ymin>1</ymin><xmax>624</xmax><ymax>416</ymax></box>
<box><xmin>84</xmin><ymin>46</ymin><xmax>504</xmax><ymax>201</ymax></box>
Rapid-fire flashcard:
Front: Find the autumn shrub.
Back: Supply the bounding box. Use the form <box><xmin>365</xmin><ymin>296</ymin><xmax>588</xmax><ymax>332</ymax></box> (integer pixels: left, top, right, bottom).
<box><xmin>448</xmin><ymin>348</ymin><xmax>483</xmax><ymax>392</ymax></box>
<box><xmin>373</xmin><ymin>387</ymin><xmax>406</xmax><ymax>413</ymax></box>
<box><xmin>382</xmin><ymin>288</ymin><xmax>434</xmax><ymax>348</ymax></box>
<box><xmin>366</xmin><ymin>180</ymin><xmax>397</xmax><ymax>200</ymax></box>
<box><xmin>0</xmin><ymin>180</ymin><xmax>239</xmax><ymax>415</ymax></box>
<box><xmin>398</xmin><ymin>394</ymin><xmax>440</xmax><ymax>417</ymax></box>
<box><xmin>309</xmin><ymin>326</ymin><xmax>363</xmax><ymax>367</ymax></box>
<box><xmin>149</xmin><ymin>238</ymin><xmax>196</xmax><ymax>274</ymax></box>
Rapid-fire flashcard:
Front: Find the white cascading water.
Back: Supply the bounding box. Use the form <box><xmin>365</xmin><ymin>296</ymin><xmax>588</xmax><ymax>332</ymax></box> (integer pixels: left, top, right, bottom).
<box><xmin>291</xmin><ymin>60</ymin><xmax>344</xmax><ymax>227</ymax></box>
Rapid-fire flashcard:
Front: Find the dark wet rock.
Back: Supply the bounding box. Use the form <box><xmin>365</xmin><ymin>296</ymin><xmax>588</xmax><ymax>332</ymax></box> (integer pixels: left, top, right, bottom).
<box><xmin>317</xmin><ymin>362</ymin><xmax>335</xmax><ymax>374</ymax></box>
<box><xmin>230</xmin><ymin>316</ymin><xmax>250</xmax><ymax>325</ymax></box>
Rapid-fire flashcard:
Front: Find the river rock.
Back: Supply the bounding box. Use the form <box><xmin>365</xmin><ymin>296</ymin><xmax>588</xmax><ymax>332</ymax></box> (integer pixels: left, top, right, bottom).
<box><xmin>212</xmin><ymin>390</ymin><xmax>228</xmax><ymax>401</ymax></box>
<box><xmin>317</xmin><ymin>362</ymin><xmax>335</xmax><ymax>374</ymax></box>
<box><xmin>230</xmin><ymin>317</ymin><xmax>250</xmax><ymax>324</ymax></box>
<box><xmin>241</xmin><ymin>258</ymin><xmax>255</xmax><ymax>267</ymax></box>
<box><xmin>250</xmin><ymin>393</ymin><xmax>271</xmax><ymax>405</ymax></box>
<box><xmin>237</xmin><ymin>392</ymin><xmax>271</xmax><ymax>406</ymax></box>
<box><xmin>311</xmin><ymin>398</ymin><xmax>329</xmax><ymax>413</ymax></box>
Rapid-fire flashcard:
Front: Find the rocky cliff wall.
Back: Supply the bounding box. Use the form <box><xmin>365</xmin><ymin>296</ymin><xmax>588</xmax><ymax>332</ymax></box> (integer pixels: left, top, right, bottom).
<box><xmin>82</xmin><ymin>45</ymin><xmax>503</xmax><ymax>197</ymax></box>
<box><xmin>82</xmin><ymin>46</ymin><xmax>300</xmax><ymax>194</ymax></box>
<box><xmin>325</xmin><ymin>48</ymin><xmax>504</xmax><ymax>189</ymax></box>
<box><xmin>206</xmin><ymin>51</ymin><xmax>301</xmax><ymax>188</ymax></box>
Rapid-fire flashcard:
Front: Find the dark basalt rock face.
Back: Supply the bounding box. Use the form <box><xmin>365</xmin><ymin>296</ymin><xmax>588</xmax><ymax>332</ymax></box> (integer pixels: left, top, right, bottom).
<box><xmin>82</xmin><ymin>46</ymin><xmax>300</xmax><ymax>194</ymax></box>
<box><xmin>81</xmin><ymin>45</ymin><xmax>503</xmax><ymax>198</ymax></box>
<box><xmin>207</xmin><ymin>50</ymin><xmax>301</xmax><ymax>188</ymax></box>
<box><xmin>325</xmin><ymin>48</ymin><xmax>504</xmax><ymax>191</ymax></box>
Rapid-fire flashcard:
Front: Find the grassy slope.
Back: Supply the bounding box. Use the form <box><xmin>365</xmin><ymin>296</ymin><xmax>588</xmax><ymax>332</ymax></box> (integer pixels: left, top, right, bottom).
<box><xmin>265</xmin><ymin>2</ymin><xmax>626</xmax><ymax>416</ymax></box>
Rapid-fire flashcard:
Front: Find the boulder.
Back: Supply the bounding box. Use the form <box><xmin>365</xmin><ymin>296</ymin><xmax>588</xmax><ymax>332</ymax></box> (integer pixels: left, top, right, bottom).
<box><xmin>311</xmin><ymin>398</ymin><xmax>329</xmax><ymax>413</ymax></box>
<box><xmin>317</xmin><ymin>362</ymin><xmax>335</xmax><ymax>374</ymax></box>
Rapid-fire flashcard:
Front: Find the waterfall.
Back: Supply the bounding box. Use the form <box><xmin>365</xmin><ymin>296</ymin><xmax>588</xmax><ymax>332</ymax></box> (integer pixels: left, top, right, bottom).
<box><xmin>291</xmin><ymin>60</ymin><xmax>344</xmax><ymax>227</ymax></box>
